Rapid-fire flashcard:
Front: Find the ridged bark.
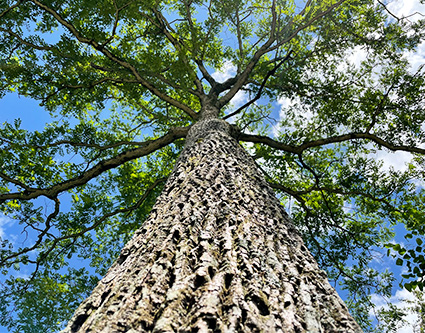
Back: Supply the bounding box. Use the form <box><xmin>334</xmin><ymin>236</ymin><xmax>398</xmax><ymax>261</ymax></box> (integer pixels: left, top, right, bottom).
<box><xmin>63</xmin><ymin>119</ymin><xmax>362</xmax><ymax>332</ymax></box>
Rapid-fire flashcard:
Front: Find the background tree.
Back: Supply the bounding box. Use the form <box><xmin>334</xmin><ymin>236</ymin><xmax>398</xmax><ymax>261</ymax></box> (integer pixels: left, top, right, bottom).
<box><xmin>0</xmin><ymin>0</ymin><xmax>424</xmax><ymax>331</ymax></box>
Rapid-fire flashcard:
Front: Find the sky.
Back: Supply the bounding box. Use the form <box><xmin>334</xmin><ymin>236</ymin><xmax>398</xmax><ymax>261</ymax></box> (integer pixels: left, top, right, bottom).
<box><xmin>212</xmin><ymin>0</ymin><xmax>425</xmax><ymax>331</ymax></box>
<box><xmin>1</xmin><ymin>0</ymin><xmax>425</xmax><ymax>332</ymax></box>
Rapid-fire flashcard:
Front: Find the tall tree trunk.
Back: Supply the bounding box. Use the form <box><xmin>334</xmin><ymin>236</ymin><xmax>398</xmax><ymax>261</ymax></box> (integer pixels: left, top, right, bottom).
<box><xmin>63</xmin><ymin>119</ymin><xmax>362</xmax><ymax>332</ymax></box>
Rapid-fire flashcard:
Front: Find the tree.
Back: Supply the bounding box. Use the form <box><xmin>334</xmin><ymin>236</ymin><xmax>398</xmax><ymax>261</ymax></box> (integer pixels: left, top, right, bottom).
<box><xmin>0</xmin><ymin>0</ymin><xmax>424</xmax><ymax>331</ymax></box>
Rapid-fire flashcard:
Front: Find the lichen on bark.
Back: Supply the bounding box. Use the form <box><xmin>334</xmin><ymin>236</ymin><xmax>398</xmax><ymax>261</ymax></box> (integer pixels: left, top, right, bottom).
<box><xmin>63</xmin><ymin>118</ymin><xmax>362</xmax><ymax>332</ymax></box>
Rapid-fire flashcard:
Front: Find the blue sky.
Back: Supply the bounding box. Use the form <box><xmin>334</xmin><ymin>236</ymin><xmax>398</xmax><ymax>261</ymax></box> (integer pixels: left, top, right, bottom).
<box><xmin>1</xmin><ymin>0</ymin><xmax>425</xmax><ymax>332</ymax></box>
<box><xmin>211</xmin><ymin>0</ymin><xmax>425</xmax><ymax>328</ymax></box>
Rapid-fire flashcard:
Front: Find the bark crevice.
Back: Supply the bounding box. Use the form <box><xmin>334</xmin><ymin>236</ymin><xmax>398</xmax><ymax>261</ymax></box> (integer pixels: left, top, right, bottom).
<box><xmin>63</xmin><ymin>119</ymin><xmax>362</xmax><ymax>332</ymax></box>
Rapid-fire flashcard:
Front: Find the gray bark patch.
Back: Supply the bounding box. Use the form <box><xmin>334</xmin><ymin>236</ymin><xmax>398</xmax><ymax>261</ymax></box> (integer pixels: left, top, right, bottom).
<box><xmin>63</xmin><ymin>120</ymin><xmax>362</xmax><ymax>332</ymax></box>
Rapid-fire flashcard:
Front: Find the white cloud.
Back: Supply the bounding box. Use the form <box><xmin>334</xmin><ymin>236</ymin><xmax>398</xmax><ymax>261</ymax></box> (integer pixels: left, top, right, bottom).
<box><xmin>405</xmin><ymin>40</ymin><xmax>425</xmax><ymax>73</ymax></box>
<box><xmin>374</xmin><ymin>149</ymin><xmax>413</xmax><ymax>173</ymax></box>
<box><xmin>387</xmin><ymin>0</ymin><xmax>425</xmax><ymax>23</ymax></box>
<box><xmin>273</xmin><ymin>95</ymin><xmax>312</xmax><ymax>136</ymax></box>
<box><xmin>367</xmin><ymin>3</ymin><xmax>425</xmax><ymax>176</ymax></box>
<box><xmin>211</xmin><ymin>61</ymin><xmax>249</xmax><ymax>118</ymax></box>
<box><xmin>371</xmin><ymin>288</ymin><xmax>421</xmax><ymax>333</ymax></box>
<box><xmin>272</xmin><ymin>97</ymin><xmax>290</xmax><ymax>136</ymax></box>
<box><xmin>343</xmin><ymin>201</ymin><xmax>357</xmax><ymax>214</ymax></box>
<box><xmin>211</xmin><ymin>60</ymin><xmax>237</xmax><ymax>83</ymax></box>
<box><xmin>347</xmin><ymin>45</ymin><xmax>369</xmax><ymax>69</ymax></box>
<box><xmin>347</xmin><ymin>1</ymin><xmax>425</xmax><ymax>74</ymax></box>
<box><xmin>277</xmin><ymin>95</ymin><xmax>297</xmax><ymax>110</ymax></box>
<box><xmin>385</xmin><ymin>0</ymin><xmax>425</xmax><ymax>73</ymax></box>
<box><xmin>230</xmin><ymin>90</ymin><xmax>248</xmax><ymax>110</ymax></box>
<box><xmin>343</xmin><ymin>45</ymin><xmax>386</xmax><ymax>82</ymax></box>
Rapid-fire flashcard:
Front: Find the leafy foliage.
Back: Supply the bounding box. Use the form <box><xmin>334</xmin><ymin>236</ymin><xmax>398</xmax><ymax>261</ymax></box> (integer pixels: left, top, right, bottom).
<box><xmin>0</xmin><ymin>0</ymin><xmax>425</xmax><ymax>331</ymax></box>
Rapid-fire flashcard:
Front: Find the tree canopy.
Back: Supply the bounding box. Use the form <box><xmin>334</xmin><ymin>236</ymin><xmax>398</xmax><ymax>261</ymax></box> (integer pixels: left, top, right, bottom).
<box><xmin>0</xmin><ymin>0</ymin><xmax>424</xmax><ymax>331</ymax></box>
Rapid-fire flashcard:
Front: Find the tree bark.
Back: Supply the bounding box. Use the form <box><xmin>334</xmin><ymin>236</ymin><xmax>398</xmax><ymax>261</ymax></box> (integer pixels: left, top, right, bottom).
<box><xmin>62</xmin><ymin>118</ymin><xmax>362</xmax><ymax>332</ymax></box>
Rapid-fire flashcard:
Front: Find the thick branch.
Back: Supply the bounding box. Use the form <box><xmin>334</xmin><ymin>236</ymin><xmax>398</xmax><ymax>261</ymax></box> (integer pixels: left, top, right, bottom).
<box><xmin>0</xmin><ymin>127</ymin><xmax>189</xmax><ymax>203</ymax></box>
<box><xmin>194</xmin><ymin>3</ymin><xmax>222</xmax><ymax>89</ymax></box>
<box><xmin>0</xmin><ymin>0</ymin><xmax>21</xmax><ymax>19</ymax></box>
<box><xmin>239</xmin><ymin>132</ymin><xmax>425</xmax><ymax>155</ymax></box>
<box><xmin>223</xmin><ymin>51</ymin><xmax>293</xmax><ymax>120</ymax></box>
<box><xmin>216</xmin><ymin>41</ymin><xmax>275</xmax><ymax>109</ymax></box>
<box><xmin>149</xmin><ymin>7</ymin><xmax>204</xmax><ymax>97</ymax></box>
<box><xmin>212</xmin><ymin>1</ymin><xmax>282</xmax><ymax>105</ymax></box>
<box><xmin>0</xmin><ymin>177</ymin><xmax>166</xmax><ymax>267</ymax></box>
<box><xmin>195</xmin><ymin>59</ymin><xmax>217</xmax><ymax>88</ymax></box>
<box><xmin>28</xmin><ymin>0</ymin><xmax>198</xmax><ymax>119</ymax></box>
<box><xmin>217</xmin><ymin>0</ymin><xmax>348</xmax><ymax>108</ymax></box>
<box><xmin>267</xmin><ymin>179</ymin><xmax>306</xmax><ymax>204</ymax></box>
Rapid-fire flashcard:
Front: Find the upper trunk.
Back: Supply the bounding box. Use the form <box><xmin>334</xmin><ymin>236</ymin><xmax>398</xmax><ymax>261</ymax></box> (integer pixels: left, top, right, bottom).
<box><xmin>63</xmin><ymin>118</ymin><xmax>362</xmax><ymax>332</ymax></box>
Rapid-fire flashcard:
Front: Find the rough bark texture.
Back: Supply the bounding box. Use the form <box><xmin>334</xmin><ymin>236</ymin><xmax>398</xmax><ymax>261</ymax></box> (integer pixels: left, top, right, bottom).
<box><xmin>63</xmin><ymin>119</ymin><xmax>362</xmax><ymax>332</ymax></box>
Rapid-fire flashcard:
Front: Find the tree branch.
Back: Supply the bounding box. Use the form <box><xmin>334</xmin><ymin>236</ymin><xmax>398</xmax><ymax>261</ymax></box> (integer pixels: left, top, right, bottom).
<box><xmin>39</xmin><ymin>77</ymin><xmax>141</xmax><ymax>106</ymax></box>
<box><xmin>267</xmin><ymin>0</ymin><xmax>347</xmax><ymax>54</ymax></box>
<box><xmin>0</xmin><ymin>176</ymin><xmax>166</xmax><ymax>267</ymax></box>
<box><xmin>0</xmin><ymin>172</ymin><xmax>36</xmax><ymax>192</ymax></box>
<box><xmin>216</xmin><ymin>40</ymin><xmax>275</xmax><ymax>108</ymax></box>
<box><xmin>223</xmin><ymin>51</ymin><xmax>293</xmax><ymax>120</ymax></box>
<box><xmin>365</xmin><ymin>82</ymin><xmax>397</xmax><ymax>133</ymax></box>
<box><xmin>100</xmin><ymin>0</ymin><xmax>133</xmax><ymax>47</ymax></box>
<box><xmin>149</xmin><ymin>7</ymin><xmax>204</xmax><ymax>97</ymax></box>
<box><xmin>195</xmin><ymin>59</ymin><xmax>218</xmax><ymax>88</ymax></box>
<box><xmin>217</xmin><ymin>0</ymin><xmax>347</xmax><ymax>109</ymax></box>
<box><xmin>0</xmin><ymin>0</ymin><xmax>21</xmax><ymax>19</ymax></box>
<box><xmin>0</xmin><ymin>134</ymin><xmax>167</xmax><ymax>151</ymax></box>
<box><xmin>376</xmin><ymin>0</ymin><xmax>424</xmax><ymax>22</ymax></box>
<box><xmin>212</xmin><ymin>1</ymin><xmax>281</xmax><ymax>104</ymax></box>
<box><xmin>0</xmin><ymin>197</ymin><xmax>60</xmax><ymax>266</ymax></box>
<box><xmin>0</xmin><ymin>127</ymin><xmax>189</xmax><ymax>203</ymax></box>
<box><xmin>239</xmin><ymin>131</ymin><xmax>425</xmax><ymax>155</ymax></box>
<box><xmin>28</xmin><ymin>0</ymin><xmax>198</xmax><ymax>119</ymax></box>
